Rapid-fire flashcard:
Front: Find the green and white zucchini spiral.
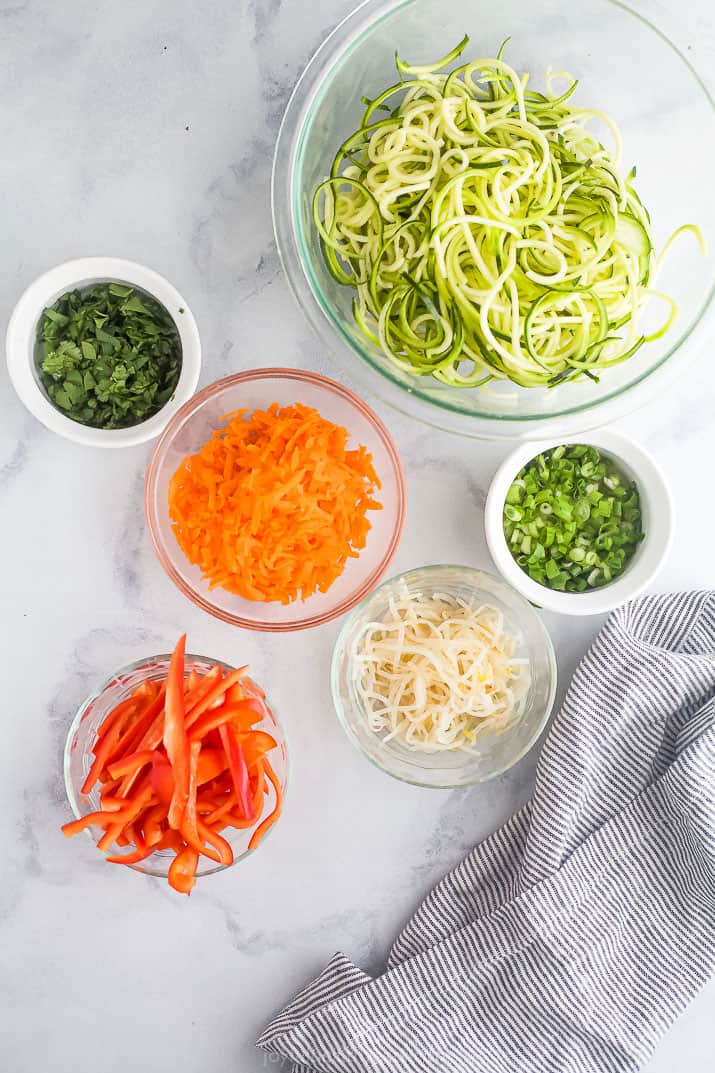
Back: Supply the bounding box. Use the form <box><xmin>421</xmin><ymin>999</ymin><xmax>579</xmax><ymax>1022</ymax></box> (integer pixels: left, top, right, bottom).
<box><xmin>314</xmin><ymin>36</ymin><xmax>702</xmax><ymax>389</ymax></box>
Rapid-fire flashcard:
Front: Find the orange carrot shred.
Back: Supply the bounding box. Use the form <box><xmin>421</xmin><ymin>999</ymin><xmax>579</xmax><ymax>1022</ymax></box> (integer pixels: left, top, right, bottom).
<box><xmin>167</xmin><ymin>402</ymin><xmax>382</xmax><ymax>604</ymax></box>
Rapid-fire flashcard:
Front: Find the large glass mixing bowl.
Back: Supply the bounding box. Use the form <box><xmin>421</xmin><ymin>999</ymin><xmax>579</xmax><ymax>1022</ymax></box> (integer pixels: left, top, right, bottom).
<box><xmin>273</xmin><ymin>0</ymin><xmax>715</xmax><ymax>439</ymax></box>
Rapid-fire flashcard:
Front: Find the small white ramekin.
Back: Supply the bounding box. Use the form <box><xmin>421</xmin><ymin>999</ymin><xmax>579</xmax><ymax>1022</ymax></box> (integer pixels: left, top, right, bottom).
<box><xmin>6</xmin><ymin>257</ymin><xmax>201</xmax><ymax>448</ymax></box>
<box><xmin>484</xmin><ymin>431</ymin><xmax>673</xmax><ymax>616</ymax></box>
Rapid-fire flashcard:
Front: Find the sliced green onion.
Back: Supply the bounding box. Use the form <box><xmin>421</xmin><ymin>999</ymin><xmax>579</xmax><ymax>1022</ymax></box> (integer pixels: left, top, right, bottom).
<box><xmin>502</xmin><ymin>444</ymin><xmax>644</xmax><ymax>591</ymax></box>
<box><xmin>314</xmin><ymin>36</ymin><xmax>704</xmax><ymax>390</ymax></box>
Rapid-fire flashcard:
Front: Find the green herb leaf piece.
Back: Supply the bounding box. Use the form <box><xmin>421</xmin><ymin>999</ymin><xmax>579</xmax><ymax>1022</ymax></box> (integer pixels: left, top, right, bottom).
<box><xmin>35</xmin><ymin>282</ymin><xmax>182</xmax><ymax>429</ymax></box>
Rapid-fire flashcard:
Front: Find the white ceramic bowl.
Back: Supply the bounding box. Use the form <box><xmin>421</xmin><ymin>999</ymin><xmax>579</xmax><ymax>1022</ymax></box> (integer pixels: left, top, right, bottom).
<box><xmin>6</xmin><ymin>257</ymin><xmax>201</xmax><ymax>447</ymax></box>
<box><xmin>484</xmin><ymin>431</ymin><xmax>673</xmax><ymax>616</ymax></box>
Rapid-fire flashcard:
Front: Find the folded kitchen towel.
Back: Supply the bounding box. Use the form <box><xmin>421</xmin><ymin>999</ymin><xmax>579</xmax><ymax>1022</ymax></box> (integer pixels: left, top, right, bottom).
<box><xmin>257</xmin><ymin>592</ymin><xmax>715</xmax><ymax>1073</ymax></box>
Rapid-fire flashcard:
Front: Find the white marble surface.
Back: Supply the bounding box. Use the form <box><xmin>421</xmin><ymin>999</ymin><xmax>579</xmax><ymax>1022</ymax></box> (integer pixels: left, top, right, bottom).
<box><xmin>1</xmin><ymin>1</ymin><xmax>714</xmax><ymax>1070</ymax></box>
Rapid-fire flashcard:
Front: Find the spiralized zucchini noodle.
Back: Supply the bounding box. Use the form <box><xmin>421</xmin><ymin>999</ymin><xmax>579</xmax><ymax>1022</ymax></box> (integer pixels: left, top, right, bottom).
<box><xmin>353</xmin><ymin>584</ymin><xmax>531</xmax><ymax>752</ymax></box>
<box><xmin>314</xmin><ymin>35</ymin><xmax>704</xmax><ymax>389</ymax></box>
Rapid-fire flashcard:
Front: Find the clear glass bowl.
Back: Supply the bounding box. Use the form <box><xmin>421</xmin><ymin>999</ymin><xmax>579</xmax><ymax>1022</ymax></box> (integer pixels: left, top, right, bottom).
<box><xmin>145</xmin><ymin>369</ymin><xmax>406</xmax><ymax>631</ymax></box>
<box><xmin>64</xmin><ymin>654</ymin><xmax>288</xmax><ymax>878</ymax></box>
<box><xmin>331</xmin><ymin>564</ymin><xmax>557</xmax><ymax>787</ymax></box>
<box><xmin>273</xmin><ymin>0</ymin><xmax>715</xmax><ymax>439</ymax></box>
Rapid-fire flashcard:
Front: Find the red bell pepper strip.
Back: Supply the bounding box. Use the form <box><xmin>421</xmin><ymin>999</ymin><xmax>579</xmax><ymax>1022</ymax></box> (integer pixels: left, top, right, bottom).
<box><xmin>99</xmin><ymin>775</ymin><xmax>122</xmax><ymax>794</ymax></box>
<box><xmin>106</xmin><ymin>827</ymin><xmax>183</xmax><ymax>865</ymax></box>
<box><xmin>96</xmin><ymin>783</ymin><xmax>155</xmax><ymax>851</ymax></box>
<box><xmin>163</xmin><ymin>635</ymin><xmax>190</xmax><ymax>829</ymax></box>
<box><xmin>251</xmin><ymin>764</ymin><xmax>266</xmax><ymax>814</ymax></box>
<box><xmin>239</xmin><ymin>731</ymin><xmax>277</xmax><ymax>770</ymax></box>
<box><xmin>188</xmin><ymin>701</ymin><xmax>259</xmax><ymax>742</ymax></box>
<box><xmin>161</xmin><ymin>830</ymin><xmax>186</xmax><ymax>853</ymax></box>
<box><xmin>61</xmin><ymin>806</ymin><xmax>123</xmax><ymax>837</ymax></box>
<box><xmin>149</xmin><ymin>755</ymin><xmax>174</xmax><ymax>805</ymax></box>
<box><xmin>224</xmin><ymin>682</ymin><xmax>244</xmax><ymax>706</ymax></box>
<box><xmin>143</xmin><ymin>802</ymin><xmax>169</xmax><ymax>848</ymax></box>
<box><xmin>184</xmin><ymin>666</ymin><xmax>248</xmax><ymax>730</ymax></box>
<box><xmin>93</xmin><ymin>695</ymin><xmax>140</xmax><ymax>746</ymax></box>
<box><xmin>105</xmin><ymin>843</ymin><xmax>154</xmax><ymax>865</ymax></box>
<box><xmin>232</xmin><ymin>678</ymin><xmax>266</xmax><ymax>703</ymax></box>
<box><xmin>124</xmin><ymin>822</ymin><xmax>144</xmax><ymax>854</ymax></box>
<box><xmin>181</xmin><ymin>742</ymin><xmax>220</xmax><ymax>863</ymax></box>
<box><xmin>196</xmin><ymin>747</ymin><xmax>228</xmax><ymax>785</ymax></box>
<box><xmin>205</xmin><ymin>793</ymin><xmax>239</xmax><ymax>826</ymax></box>
<box><xmin>248</xmin><ymin>759</ymin><xmax>283</xmax><ymax>851</ymax></box>
<box><xmin>109</xmin><ymin>685</ymin><xmax>167</xmax><ymax>779</ymax></box>
<box><xmin>168</xmin><ymin>846</ymin><xmax>199</xmax><ymax>894</ymax></box>
<box><xmin>224</xmin><ymin>811</ymin><xmax>257</xmax><ymax>831</ymax></box>
<box><xmin>81</xmin><ymin>700</ymin><xmax>140</xmax><ymax>795</ymax></box>
<box><xmin>182</xmin><ymin>665</ymin><xmax>221</xmax><ymax>711</ymax></box>
<box><xmin>106</xmin><ymin>749</ymin><xmax>156</xmax><ymax>781</ymax></box>
<box><xmin>219</xmin><ymin>724</ymin><xmax>254</xmax><ymax>821</ymax></box>
<box><xmin>98</xmin><ymin>795</ymin><xmax>128</xmax><ymax>810</ymax></box>
<box><xmin>196</xmin><ymin>818</ymin><xmax>234</xmax><ymax>866</ymax></box>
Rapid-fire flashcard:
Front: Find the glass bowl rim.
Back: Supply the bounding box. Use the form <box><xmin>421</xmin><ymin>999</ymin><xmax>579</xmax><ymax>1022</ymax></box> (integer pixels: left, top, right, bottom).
<box><xmin>330</xmin><ymin>562</ymin><xmax>558</xmax><ymax>787</ymax></box>
<box><xmin>63</xmin><ymin>652</ymin><xmax>288</xmax><ymax>878</ymax></box>
<box><xmin>272</xmin><ymin>0</ymin><xmax>715</xmax><ymax>438</ymax></box>
<box><xmin>144</xmin><ymin>367</ymin><xmax>407</xmax><ymax>631</ymax></box>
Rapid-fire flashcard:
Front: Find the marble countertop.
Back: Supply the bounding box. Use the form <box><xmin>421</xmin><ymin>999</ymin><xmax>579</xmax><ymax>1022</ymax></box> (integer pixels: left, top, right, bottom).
<box><xmin>1</xmin><ymin>1</ymin><xmax>714</xmax><ymax>1070</ymax></box>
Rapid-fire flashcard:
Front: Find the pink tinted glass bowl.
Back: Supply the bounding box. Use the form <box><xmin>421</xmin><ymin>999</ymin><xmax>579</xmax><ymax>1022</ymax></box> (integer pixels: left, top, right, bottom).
<box><xmin>144</xmin><ymin>368</ymin><xmax>406</xmax><ymax>631</ymax></box>
<box><xmin>63</xmin><ymin>653</ymin><xmax>288</xmax><ymax>879</ymax></box>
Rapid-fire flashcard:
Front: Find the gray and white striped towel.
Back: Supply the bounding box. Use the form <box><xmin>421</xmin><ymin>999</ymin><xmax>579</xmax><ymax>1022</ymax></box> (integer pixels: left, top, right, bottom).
<box><xmin>258</xmin><ymin>591</ymin><xmax>715</xmax><ymax>1073</ymax></box>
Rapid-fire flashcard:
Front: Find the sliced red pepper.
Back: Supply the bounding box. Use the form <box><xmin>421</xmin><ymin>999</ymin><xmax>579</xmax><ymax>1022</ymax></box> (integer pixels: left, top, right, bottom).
<box><xmin>163</xmin><ymin>634</ymin><xmax>190</xmax><ymax>829</ymax></box>
<box><xmin>204</xmin><ymin>793</ymin><xmax>237</xmax><ymax>826</ymax></box>
<box><xmin>251</xmin><ymin>763</ymin><xmax>266</xmax><ymax>815</ymax></box>
<box><xmin>161</xmin><ymin>830</ymin><xmax>186</xmax><ymax>853</ymax></box>
<box><xmin>99</xmin><ymin>775</ymin><xmax>122</xmax><ymax>795</ymax></box>
<box><xmin>168</xmin><ymin>846</ymin><xmax>199</xmax><ymax>895</ymax></box>
<box><xmin>93</xmin><ymin>695</ymin><xmax>140</xmax><ymax>746</ymax></box>
<box><xmin>109</xmin><ymin>685</ymin><xmax>167</xmax><ymax>778</ymax></box>
<box><xmin>143</xmin><ymin>802</ymin><xmax>169</xmax><ymax>848</ymax></box>
<box><xmin>96</xmin><ymin>783</ymin><xmax>155</xmax><ymax>852</ymax></box>
<box><xmin>184</xmin><ymin>666</ymin><xmax>248</xmax><ymax>730</ymax></box>
<box><xmin>106</xmin><ymin>749</ymin><xmax>156</xmax><ymax>781</ymax></box>
<box><xmin>224</xmin><ymin>682</ymin><xmax>244</xmax><ymax>706</ymax></box>
<box><xmin>188</xmin><ymin>701</ymin><xmax>260</xmax><ymax>742</ymax></box>
<box><xmin>232</xmin><ymin>697</ymin><xmax>267</xmax><ymax>730</ymax></box>
<box><xmin>248</xmin><ymin>759</ymin><xmax>283</xmax><ymax>852</ymax></box>
<box><xmin>232</xmin><ymin>678</ymin><xmax>266</xmax><ymax>704</ymax></box>
<box><xmin>196</xmin><ymin>818</ymin><xmax>234</xmax><ymax>866</ymax></box>
<box><xmin>81</xmin><ymin>700</ymin><xmax>140</xmax><ymax>795</ymax></box>
<box><xmin>61</xmin><ymin>806</ymin><xmax>123</xmax><ymax>837</ymax></box>
<box><xmin>239</xmin><ymin>730</ymin><xmax>277</xmax><ymax>770</ymax></box>
<box><xmin>181</xmin><ymin>741</ymin><xmax>220</xmax><ymax>863</ymax></box>
<box><xmin>196</xmin><ymin>747</ymin><xmax>228</xmax><ymax>785</ymax></box>
<box><xmin>183</xmin><ymin>665</ymin><xmax>222</xmax><ymax>711</ymax></box>
<box><xmin>105</xmin><ymin>842</ymin><xmax>156</xmax><ymax>865</ymax></box>
<box><xmin>219</xmin><ymin>724</ymin><xmax>254</xmax><ymax>821</ymax></box>
<box><xmin>150</xmin><ymin>754</ymin><xmax>174</xmax><ymax>805</ymax></box>
<box><xmin>222</xmin><ymin>811</ymin><xmax>257</xmax><ymax>831</ymax></box>
<box><xmin>124</xmin><ymin>822</ymin><xmax>145</xmax><ymax>855</ymax></box>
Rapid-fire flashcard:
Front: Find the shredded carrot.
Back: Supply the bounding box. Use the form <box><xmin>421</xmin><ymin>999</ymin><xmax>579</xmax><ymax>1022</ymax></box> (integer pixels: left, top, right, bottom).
<box><xmin>168</xmin><ymin>402</ymin><xmax>382</xmax><ymax>604</ymax></box>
